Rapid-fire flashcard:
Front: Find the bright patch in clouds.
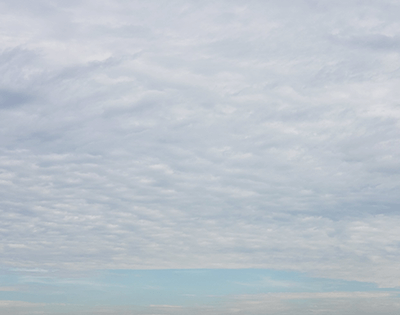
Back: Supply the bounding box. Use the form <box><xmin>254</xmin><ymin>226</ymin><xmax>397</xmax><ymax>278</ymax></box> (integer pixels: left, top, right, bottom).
<box><xmin>1</xmin><ymin>0</ymin><xmax>400</xmax><ymax>314</ymax></box>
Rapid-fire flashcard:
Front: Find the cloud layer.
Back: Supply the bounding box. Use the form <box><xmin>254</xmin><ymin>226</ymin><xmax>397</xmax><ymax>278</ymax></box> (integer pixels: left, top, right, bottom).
<box><xmin>2</xmin><ymin>292</ymin><xmax>400</xmax><ymax>315</ymax></box>
<box><xmin>1</xmin><ymin>0</ymin><xmax>400</xmax><ymax>287</ymax></box>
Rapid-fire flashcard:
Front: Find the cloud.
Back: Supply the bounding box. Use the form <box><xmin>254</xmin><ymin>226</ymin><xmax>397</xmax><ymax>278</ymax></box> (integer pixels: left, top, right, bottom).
<box><xmin>223</xmin><ymin>292</ymin><xmax>400</xmax><ymax>315</ymax></box>
<box><xmin>2</xmin><ymin>292</ymin><xmax>399</xmax><ymax>315</ymax></box>
<box><xmin>1</xmin><ymin>0</ymin><xmax>400</xmax><ymax>288</ymax></box>
<box><xmin>0</xmin><ymin>287</ymin><xmax>19</xmax><ymax>291</ymax></box>
<box><xmin>0</xmin><ymin>301</ymin><xmax>45</xmax><ymax>306</ymax></box>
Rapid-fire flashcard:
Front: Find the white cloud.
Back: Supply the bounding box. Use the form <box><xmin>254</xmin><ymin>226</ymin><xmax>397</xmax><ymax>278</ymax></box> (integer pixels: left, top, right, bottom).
<box><xmin>1</xmin><ymin>0</ymin><xmax>400</xmax><ymax>288</ymax></box>
<box><xmin>0</xmin><ymin>287</ymin><xmax>19</xmax><ymax>291</ymax></box>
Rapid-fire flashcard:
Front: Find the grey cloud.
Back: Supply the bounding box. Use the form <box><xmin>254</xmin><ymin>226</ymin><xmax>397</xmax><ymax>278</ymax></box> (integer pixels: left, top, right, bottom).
<box><xmin>344</xmin><ymin>34</ymin><xmax>400</xmax><ymax>51</ymax></box>
<box><xmin>0</xmin><ymin>89</ymin><xmax>33</xmax><ymax>109</ymax></box>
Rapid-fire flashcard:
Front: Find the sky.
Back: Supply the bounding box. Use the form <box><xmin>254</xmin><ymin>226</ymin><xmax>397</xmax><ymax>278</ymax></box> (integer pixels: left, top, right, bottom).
<box><xmin>1</xmin><ymin>0</ymin><xmax>400</xmax><ymax>314</ymax></box>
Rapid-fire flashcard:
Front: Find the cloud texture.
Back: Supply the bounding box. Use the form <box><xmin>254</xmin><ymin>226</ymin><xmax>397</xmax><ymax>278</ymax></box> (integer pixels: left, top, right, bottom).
<box><xmin>1</xmin><ymin>0</ymin><xmax>400</xmax><ymax>287</ymax></box>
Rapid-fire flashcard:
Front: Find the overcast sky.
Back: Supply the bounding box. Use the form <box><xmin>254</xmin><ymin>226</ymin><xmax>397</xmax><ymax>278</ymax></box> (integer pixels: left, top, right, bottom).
<box><xmin>1</xmin><ymin>0</ymin><xmax>400</xmax><ymax>314</ymax></box>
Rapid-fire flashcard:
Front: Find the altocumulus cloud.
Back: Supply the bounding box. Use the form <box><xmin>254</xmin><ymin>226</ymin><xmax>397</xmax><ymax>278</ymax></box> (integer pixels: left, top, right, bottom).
<box><xmin>1</xmin><ymin>0</ymin><xmax>400</xmax><ymax>301</ymax></box>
